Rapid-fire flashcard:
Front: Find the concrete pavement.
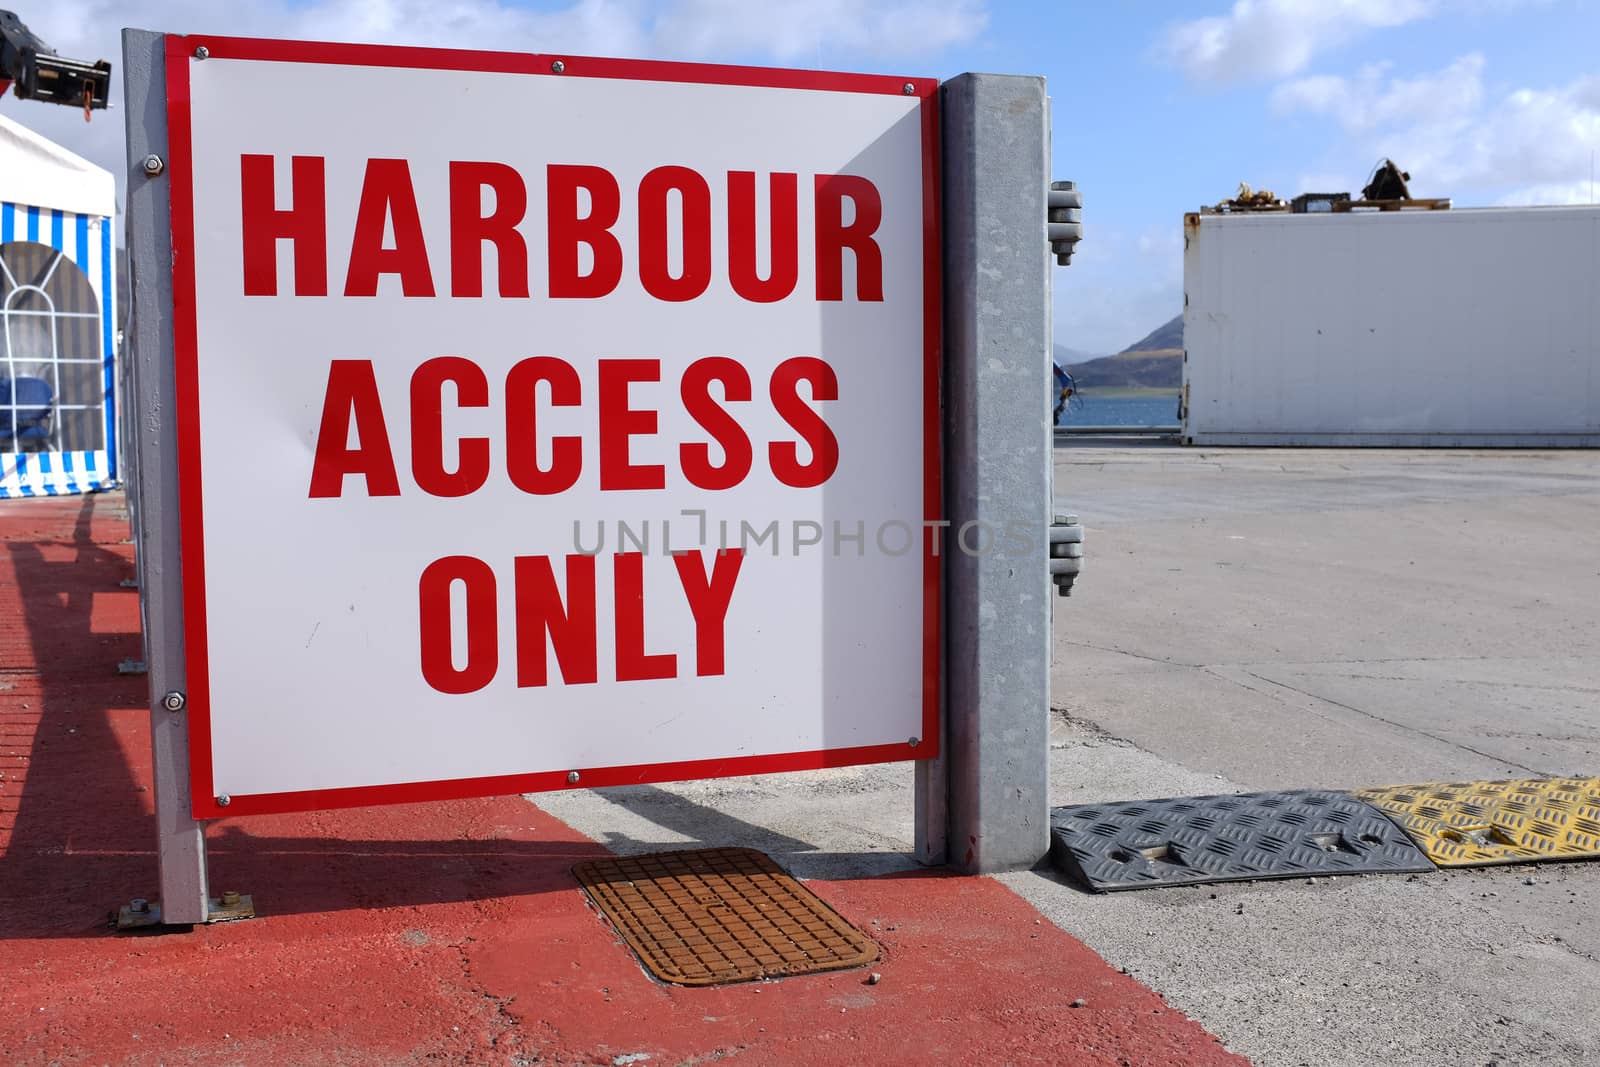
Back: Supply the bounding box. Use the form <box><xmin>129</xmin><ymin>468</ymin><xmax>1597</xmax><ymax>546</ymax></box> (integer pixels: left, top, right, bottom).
<box><xmin>1051</xmin><ymin>444</ymin><xmax>1600</xmax><ymax>786</ymax></box>
<box><xmin>1033</xmin><ymin>443</ymin><xmax>1600</xmax><ymax>1066</ymax></box>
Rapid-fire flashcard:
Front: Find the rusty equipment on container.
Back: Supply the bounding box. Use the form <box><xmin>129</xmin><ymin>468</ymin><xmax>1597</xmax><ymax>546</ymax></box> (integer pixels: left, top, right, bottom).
<box><xmin>1201</xmin><ymin>182</ymin><xmax>1287</xmax><ymax>215</ymax></box>
<box><xmin>1333</xmin><ymin>158</ymin><xmax>1450</xmax><ymax>212</ymax></box>
<box><xmin>1361</xmin><ymin>158</ymin><xmax>1411</xmax><ymax>201</ymax></box>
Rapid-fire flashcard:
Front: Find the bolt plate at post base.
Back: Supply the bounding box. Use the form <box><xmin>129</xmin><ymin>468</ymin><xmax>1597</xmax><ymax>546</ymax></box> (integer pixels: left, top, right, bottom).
<box><xmin>113</xmin><ymin>894</ymin><xmax>257</xmax><ymax>931</ymax></box>
<box><xmin>207</xmin><ymin>892</ymin><xmax>256</xmax><ymax>922</ymax></box>
<box><xmin>114</xmin><ymin>900</ymin><xmax>164</xmax><ymax>930</ymax></box>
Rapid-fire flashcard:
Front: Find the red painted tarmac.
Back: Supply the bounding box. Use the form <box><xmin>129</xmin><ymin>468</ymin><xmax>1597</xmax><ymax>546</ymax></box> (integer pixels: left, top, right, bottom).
<box><xmin>0</xmin><ymin>493</ymin><xmax>1246</xmax><ymax>1066</ymax></box>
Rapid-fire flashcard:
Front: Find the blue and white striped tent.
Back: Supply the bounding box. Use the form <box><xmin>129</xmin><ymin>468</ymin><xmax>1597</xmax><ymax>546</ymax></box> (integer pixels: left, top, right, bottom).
<box><xmin>0</xmin><ymin>110</ymin><xmax>117</xmax><ymax>498</ymax></box>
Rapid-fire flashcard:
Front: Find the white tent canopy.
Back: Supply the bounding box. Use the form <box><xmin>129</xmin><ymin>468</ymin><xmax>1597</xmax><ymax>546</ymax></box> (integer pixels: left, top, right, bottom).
<box><xmin>0</xmin><ymin>107</ymin><xmax>118</xmax><ymax>498</ymax></box>
<box><xmin>0</xmin><ymin>109</ymin><xmax>115</xmax><ymax>218</ymax></box>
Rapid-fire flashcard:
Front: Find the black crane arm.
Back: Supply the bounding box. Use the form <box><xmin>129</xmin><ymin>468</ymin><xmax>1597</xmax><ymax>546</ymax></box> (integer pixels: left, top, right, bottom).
<box><xmin>0</xmin><ymin>9</ymin><xmax>111</xmax><ymax>111</ymax></box>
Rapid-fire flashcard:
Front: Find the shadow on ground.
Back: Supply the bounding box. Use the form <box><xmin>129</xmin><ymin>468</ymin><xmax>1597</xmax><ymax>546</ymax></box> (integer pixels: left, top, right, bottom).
<box><xmin>0</xmin><ymin>493</ymin><xmax>606</xmax><ymax>941</ymax></box>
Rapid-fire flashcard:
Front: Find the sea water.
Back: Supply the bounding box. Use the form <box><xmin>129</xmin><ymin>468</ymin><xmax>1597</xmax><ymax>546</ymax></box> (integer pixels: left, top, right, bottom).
<box><xmin>1058</xmin><ymin>394</ymin><xmax>1180</xmax><ymax>428</ymax></box>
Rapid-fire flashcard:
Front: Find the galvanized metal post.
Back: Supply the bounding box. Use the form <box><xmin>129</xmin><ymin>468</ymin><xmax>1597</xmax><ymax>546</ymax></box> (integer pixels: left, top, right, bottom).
<box><xmin>121</xmin><ymin>28</ymin><xmax>211</xmax><ymax>925</ymax></box>
<box><xmin>122</xmin><ymin>287</ymin><xmax>148</xmax><ymax>675</ymax></box>
<box><xmin>915</xmin><ymin>73</ymin><xmax>1052</xmax><ymax>874</ymax></box>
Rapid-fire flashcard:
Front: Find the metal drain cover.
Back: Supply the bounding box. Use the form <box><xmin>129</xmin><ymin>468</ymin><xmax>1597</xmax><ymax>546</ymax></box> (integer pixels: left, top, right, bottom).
<box><xmin>573</xmin><ymin>847</ymin><xmax>879</xmax><ymax>986</ymax></box>
<box><xmin>1357</xmin><ymin>777</ymin><xmax>1600</xmax><ymax>867</ymax></box>
<box><xmin>1050</xmin><ymin>789</ymin><xmax>1435</xmax><ymax>892</ymax></box>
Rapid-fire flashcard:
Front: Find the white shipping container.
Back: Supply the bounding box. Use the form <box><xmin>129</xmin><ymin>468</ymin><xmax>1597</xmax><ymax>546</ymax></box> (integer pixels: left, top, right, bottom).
<box><xmin>1182</xmin><ymin>206</ymin><xmax>1600</xmax><ymax>446</ymax></box>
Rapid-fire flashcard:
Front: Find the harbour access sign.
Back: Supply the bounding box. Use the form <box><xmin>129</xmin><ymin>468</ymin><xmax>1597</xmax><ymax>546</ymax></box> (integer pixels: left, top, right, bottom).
<box><xmin>160</xmin><ymin>36</ymin><xmax>939</xmax><ymax>816</ymax></box>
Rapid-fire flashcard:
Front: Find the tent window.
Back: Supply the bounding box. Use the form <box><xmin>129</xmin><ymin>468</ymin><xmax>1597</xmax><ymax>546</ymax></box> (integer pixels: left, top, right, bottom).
<box><xmin>0</xmin><ymin>240</ymin><xmax>103</xmax><ymax>452</ymax></box>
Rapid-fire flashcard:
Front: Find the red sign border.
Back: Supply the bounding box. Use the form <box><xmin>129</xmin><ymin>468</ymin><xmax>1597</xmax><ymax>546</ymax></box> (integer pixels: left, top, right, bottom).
<box><xmin>162</xmin><ymin>34</ymin><xmax>942</xmax><ymax>819</ymax></box>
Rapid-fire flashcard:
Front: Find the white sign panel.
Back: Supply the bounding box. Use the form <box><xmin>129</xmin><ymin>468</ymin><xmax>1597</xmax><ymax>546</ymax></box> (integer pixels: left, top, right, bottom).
<box><xmin>163</xmin><ymin>36</ymin><xmax>940</xmax><ymax>816</ymax></box>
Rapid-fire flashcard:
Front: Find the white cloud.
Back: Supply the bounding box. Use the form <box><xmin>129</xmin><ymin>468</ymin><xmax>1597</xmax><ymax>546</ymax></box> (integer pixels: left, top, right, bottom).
<box><xmin>1158</xmin><ymin>0</ymin><xmax>1435</xmax><ymax>84</ymax></box>
<box><xmin>652</xmin><ymin>0</ymin><xmax>986</xmax><ymax>62</ymax></box>
<box><xmin>1271</xmin><ymin>54</ymin><xmax>1600</xmax><ymax>203</ymax></box>
<box><xmin>1466</xmin><ymin>76</ymin><xmax>1600</xmax><ymax>190</ymax></box>
<box><xmin>1</xmin><ymin>0</ymin><xmax>985</xmax><ymax>192</ymax></box>
<box><xmin>1270</xmin><ymin>54</ymin><xmax>1485</xmax><ymax>133</ymax></box>
<box><xmin>1159</xmin><ymin>0</ymin><xmax>1553</xmax><ymax>85</ymax></box>
<box><xmin>1496</xmin><ymin>180</ymin><xmax>1599</xmax><ymax>206</ymax></box>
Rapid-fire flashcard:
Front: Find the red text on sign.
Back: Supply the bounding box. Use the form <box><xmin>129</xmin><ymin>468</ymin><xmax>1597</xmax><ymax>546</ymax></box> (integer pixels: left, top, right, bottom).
<box><xmin>239</xmin><ymin>156</ymin><xmax>884</xmax><ymax>303</ymax></box>
<box><xmin>307</xmin><ymin>355</ymin><xmax>839</xmax><ymax>497</ymax></box>
<box><xmin>417</xmin><ymin>549</ymin><xmax>745</xmax><ymax>694</ymax></box>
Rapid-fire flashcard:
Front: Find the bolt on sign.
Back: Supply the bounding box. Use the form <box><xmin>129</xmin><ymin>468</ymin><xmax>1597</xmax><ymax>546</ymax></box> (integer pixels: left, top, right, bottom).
<box><xmin>160</xmin><ymin>36</ymin><xmax>940</xmax><ymax>817</ymax></box>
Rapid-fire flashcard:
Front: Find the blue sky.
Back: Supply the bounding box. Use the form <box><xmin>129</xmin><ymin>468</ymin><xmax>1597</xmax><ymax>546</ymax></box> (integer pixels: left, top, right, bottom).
<box><xmin>9</xmin><ymin>0</ymin><xmax>1599</xmax><ymax>353</ymax></box>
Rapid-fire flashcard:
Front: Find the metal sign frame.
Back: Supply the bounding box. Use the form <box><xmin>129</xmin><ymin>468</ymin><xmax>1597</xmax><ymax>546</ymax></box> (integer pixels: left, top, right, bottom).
<box><xmin>121</xmin><ymin>27</ymin><xmax>1050</xmax><ymax>925</ymax></box>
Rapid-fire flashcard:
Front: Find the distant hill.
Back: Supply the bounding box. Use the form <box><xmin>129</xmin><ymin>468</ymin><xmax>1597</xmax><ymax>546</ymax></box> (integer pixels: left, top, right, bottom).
<box><xmin>1121</xmin><ymin>315</ymin><xmax>1182</xmax><ymax>354</ymax></box>
<box><xmin>1063</xmin><ymin>314</ymin><xmax>1183</xmax><ymax>390</ymax></box>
